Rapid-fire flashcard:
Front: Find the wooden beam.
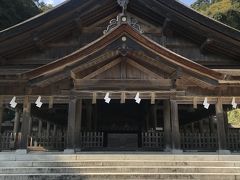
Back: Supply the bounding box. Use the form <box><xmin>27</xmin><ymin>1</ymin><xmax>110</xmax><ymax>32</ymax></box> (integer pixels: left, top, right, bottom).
<box><xmin>127</xmin><ymin>59</ymin><xmax>164</xmax><ymax>79</ymax></box>
<box><xmin>74</xmin><ymin>79</ymin><xmax>172</xmax><ymax>90</ymax></box>
<box><xmin>82</xmin><ymin>58</ymin><xmax>121</xmax><ymax>80</ymax></box>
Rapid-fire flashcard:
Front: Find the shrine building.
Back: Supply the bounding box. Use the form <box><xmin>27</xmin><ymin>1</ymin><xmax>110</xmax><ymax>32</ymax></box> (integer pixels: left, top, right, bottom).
<box><xmin>0</xmin><ymin>0</ymin><xmax>240</xmax><ymax>154</ymax></box>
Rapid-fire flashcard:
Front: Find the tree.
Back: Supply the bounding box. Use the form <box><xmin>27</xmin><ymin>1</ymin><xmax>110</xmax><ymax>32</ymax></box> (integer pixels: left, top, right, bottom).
<box><xmin>0</xmin><ymin>0</ymin><xmax>53</xmax><ymax>31</ymax></box>
<box><xmin>191</xmin><ymin>0</ymin><xmax>240</xmax><ymax>30</ymax></box>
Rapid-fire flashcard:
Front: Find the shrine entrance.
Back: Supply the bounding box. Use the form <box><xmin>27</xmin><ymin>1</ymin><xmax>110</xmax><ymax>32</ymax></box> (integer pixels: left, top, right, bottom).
<box><xmin>96</xmin><ymin>100</ymin><xmax>146</xmax><ymax>150</ymax></box>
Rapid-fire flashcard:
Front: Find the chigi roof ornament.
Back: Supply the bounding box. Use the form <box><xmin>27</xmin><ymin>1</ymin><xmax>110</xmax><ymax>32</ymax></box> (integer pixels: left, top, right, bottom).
<box><xmin>103</xmin><ymin>0</ymin><xmax>143</xmax><ymax>34</ymax></box>
<box><xmin>117</xmin><ymin>0</ymin><xmax>129</xmax><ymax>14</ymax></box>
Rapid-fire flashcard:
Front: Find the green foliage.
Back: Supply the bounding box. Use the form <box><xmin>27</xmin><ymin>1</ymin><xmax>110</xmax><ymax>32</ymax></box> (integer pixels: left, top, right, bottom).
<box><xmin>0</xmin><ymin>0</ymin><xmax>53</xmax><ymax>31</ymax></box>
<box><xmin>227</xmin><ymin>109</ymin><xmax>240</xmax><ymax>127</ymax></box>
<box><xmin>191</xmin><ymin>0</ymin><xmax>240</xmax><ymax>30</ymax></box>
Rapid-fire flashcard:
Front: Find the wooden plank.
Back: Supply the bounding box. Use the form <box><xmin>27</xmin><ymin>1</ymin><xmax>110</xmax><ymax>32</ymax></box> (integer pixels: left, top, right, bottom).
<box><xmin>74</xmin><ymin>79</ymin><xmax>172</xmax><ymax>90</ymax></box>
<box><xmin>82</xmin><ymin>58</ymin><xmax>121</xmax><ymax>80</ymax></box>
<box><xmin>127</xmin><ymin>59</ymin><xmax>164</xmax><ymax>79</ymax></box>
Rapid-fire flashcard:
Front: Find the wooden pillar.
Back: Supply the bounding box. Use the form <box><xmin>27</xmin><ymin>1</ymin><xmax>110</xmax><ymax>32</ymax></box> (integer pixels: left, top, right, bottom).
<box><xmin>13</xmin><ymin>109</ymin><xmax>20</xmax><ymax>139</ymax></box>
<box><xmin>53</xmin><ymin>124</ymin><xmax>57</xmax><ymax>136</ymax></box>
<box><xmin>75</xmin><ymin>99</ymin><xmax>82</xmax><ymax>149</ymax></box>
<box><xmin>199</xmin><ymin>120</ymin><xmax>203</xmax><ymax>133</ymax></box>
<box><xmin>163</xmin><ymin>100</ymin><xmax>171</xmax><ymax>151</ymax></box>
<box><xmin>145</xmin><ymin>103</ymin><xmax>150</xmax><ymax>131</ymax></box>
<box><xmin>28</xmin><ymin>116</ymin><xmax>32</xmax><ymax>135</ymax></box>
<box><xmin>46</xmin><ymin>122</ymin><xmax>50</xmax><ymax>137</ymax></box>
<box><xmin>93</xmin><ymin>104</ymin><xmax>98</xmax><ymax>130</ymax></box>
<box><xmin>153</xmin><ymin>104</ymin><xmax>157</xmax><ymax>129</ymax></box>
<box><xmin>171</xmin><ymin>100</ymin><xmax>181</xmax><ymax>152</ymax></box>
<box><xmin>38</xmin><ymin>120</ymin><xmax>42</xmax><ymax>138</ymax></box>
<box><xmin>0</xmin><ymin>97</ymin><xmax>3</xmax><ymax>134</ymax></box>
<box><xmin>215</xmin><ymin>98</ymin><xmax>228</xmax><ymax>152</ymax></box>
<box><xmin>66</xmin><ymin>98</ymin><xmax>77</xmax><ymax>150</ymax></box>
<box><xmin>209</xmin><ymin>116</ymin><xmax>215</xmax><ymax>134</ymax></box>
<box><xmin>19</xmin><ymin>96</ymin><xmax>31</xmax><ymax>149</ymax></box>
<box><xmin>86</xmin><ymin>101</ymin><xmax>92</xmax><ymax>131</ymax></box>
<box><xmin>191</xmin><ymin>123</ymin><xmax>195</xmax><ymax>133</ymax></box>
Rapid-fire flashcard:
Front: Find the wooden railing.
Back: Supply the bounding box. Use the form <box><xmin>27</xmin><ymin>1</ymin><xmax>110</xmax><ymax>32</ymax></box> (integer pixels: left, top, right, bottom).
<box><xmin>80</xmin><ymin>131</ymin><xmax>104</xmax><ymax>148</ymax></box>
<box><xmin>28</xmin><ymin>135</ymin><xmax>65</xmax><ymax>151</ymax></box>
<box><xmin>0</xmin><ymin>132</ymin><xmax>15</xmax><ymax>151</ymax></box>
<box><xmin>141</xmin><ymin>132</ymin><xmax>164</xmax><ymax>150</ymax></box>
<box><xmin>181</xmin><ymin>132</ymin><xmax>218</xmax><ymax>151</ymax></box>
<box><xmin>227</xmin><ymin>129</ymin><xmax>240</xmax><ymax>151</ymax></box>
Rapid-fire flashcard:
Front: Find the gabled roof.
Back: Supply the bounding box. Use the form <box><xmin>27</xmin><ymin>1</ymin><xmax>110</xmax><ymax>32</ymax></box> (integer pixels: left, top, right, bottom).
<box><xmin>22</xmin><ymin>23</ymin><xmax>225</xmax><ymax>87</ymax></box>
<box><xmin>0</xmin><ymin>0</ymin><xmax>240</xmax><ymax>59</ymax></box>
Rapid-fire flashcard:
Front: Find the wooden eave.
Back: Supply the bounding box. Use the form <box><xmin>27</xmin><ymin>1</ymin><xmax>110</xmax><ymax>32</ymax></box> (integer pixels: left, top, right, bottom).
<box><xmin>0</xmin><ymin>0</ymin><xmax>240</xmax><ymax>60</ymax></box>
<box><xmin>22</xmin><ymin>24</ymin><xmax>225</xmax><ymax>85</ymax></box>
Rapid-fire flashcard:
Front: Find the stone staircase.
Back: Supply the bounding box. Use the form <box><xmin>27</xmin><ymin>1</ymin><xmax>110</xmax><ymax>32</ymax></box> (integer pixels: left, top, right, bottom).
<box><xmin>1</xmin><ymin>152</ymin><xmax>240</xmax><ymax>179</ymax></box>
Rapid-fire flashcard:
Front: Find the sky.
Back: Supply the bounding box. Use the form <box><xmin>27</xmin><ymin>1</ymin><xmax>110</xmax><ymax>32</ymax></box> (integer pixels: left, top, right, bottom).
<box><xmin>42</xmin><ymin>0</ymin><xmax>195</xmax><ymax>6</ymax></box>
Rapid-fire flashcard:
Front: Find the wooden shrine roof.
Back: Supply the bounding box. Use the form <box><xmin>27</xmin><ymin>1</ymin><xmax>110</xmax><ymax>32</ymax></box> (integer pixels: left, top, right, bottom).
<box><xmin>0</xmin><ymin>0</ymin><xmax>240</xmax><ymax>59</ymax></box>
<box><xmin>21</xmin><ymin>24</ymin><xmax>226</xmax><ymax>86</ymax></box>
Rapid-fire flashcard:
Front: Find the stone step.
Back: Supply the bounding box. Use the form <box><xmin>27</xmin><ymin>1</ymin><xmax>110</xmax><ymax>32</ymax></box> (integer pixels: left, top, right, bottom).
<box><xmin>1</xmin><ymin>153</ymin><xmax>240</xmax><ymax>161</ymax></box>
<box><xmin>0</xmin><ymin>173</ymin><xmax>239</xmax><ymax>180</ymax></box>
<box><xmin>0</xmin><ymin>160</ymin><xmax>239</xmax><ymax>167</ymax></box>
<box><xmin>1</xmin><ymin>166</ymin><xmax>240</xmax><ymax>174</ymax></box>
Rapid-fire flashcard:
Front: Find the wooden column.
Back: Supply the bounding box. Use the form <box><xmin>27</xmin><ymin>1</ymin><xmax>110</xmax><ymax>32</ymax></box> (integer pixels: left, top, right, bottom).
<box><xmin>209</xmin><ymin>116</ymin><xmax>215</xmax><ymax>134</ymax></box>
<box><xmin>0</xmin><ymin>97</ymin><xmax>3</xmax><ymax>134</ymax></box>
<box><xmin>66</xmin><ymin>98</ymin><xmax>77</xmax><ymax>149</ymax></box>
<box><xmin>75</xmin><ymin>99</ymin><xmax>82</xmax><ymax>149</ymax></box>
<box><xmin>19</xmin><ymin>96</ymin><xmax>31</xmax><ymax>149</ymax></box>
<box><xmin>215</xmin><ymin>98</ymin><xmax>228</xmax><ymax>152</ymax></box>
<box><xmin>46</xmin><ymin>122</ymin><xmax>50</xmax><ymax>137</ymax></box>
<box><xmin>53</xmin><ymin>124</ymin><xmax>57</xmax><ymax>136</ymax></box>
<box><xmin>86</xmin><ymin>101</ymin><xmax>92</xmax><ymax>131</ymax></box>
<box><xmin>171</xmin><ymin>100</ymin><xmax>181</xmax><ymax>151</ymax></box>
<box><xmin>199</xmin><ymin>120</ymin><xmax>204</xmax><ymax>133</ymax></box>
<box><xmin>163</xmin><ymin>100</ymin><xmax>171</xmax><ymax>151</ymax></box>
<box><xmin>37</xmin><ymin>120</ymin><xmax>42</xmax><ymax>138</ymax></box>
<box><xmin>13</xmin><ymin>109</ymin><xmax>20</xmax><ymax>139</ymax></box>
<box><xmin>92</xmin><ymin>104</ymin><xmax>98</xmax><ymax>130</ymax></box>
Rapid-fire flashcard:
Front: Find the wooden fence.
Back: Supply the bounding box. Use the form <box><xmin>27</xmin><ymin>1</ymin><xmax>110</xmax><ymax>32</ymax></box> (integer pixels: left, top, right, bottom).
<box><xmin>181</xmin><ymin>132</ymin><xmax>218</xmax><ymax>151</ymax></box>
<box><xmin>0</xmin><ymin>132</ymin><xmax>15</xmax><ymax>151</ymax></box>
<box><xmin>28</xmin><ymin>135</ymin><xmax>65</xmax><ymax>151</ymax></box>
<box><xmin>80</xmin><ymin>131</ymin><xmax>104</xmax><ymax>148</ymax></box>
<box><xmin>227</xmin><ymin>129</ymin><xmax>240</xmax><ymax>151</ymax></box>
<box><xmin>141</xmin><ymin>132</ymin><xmax>164</xmax><ymax>150</ymax></box>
